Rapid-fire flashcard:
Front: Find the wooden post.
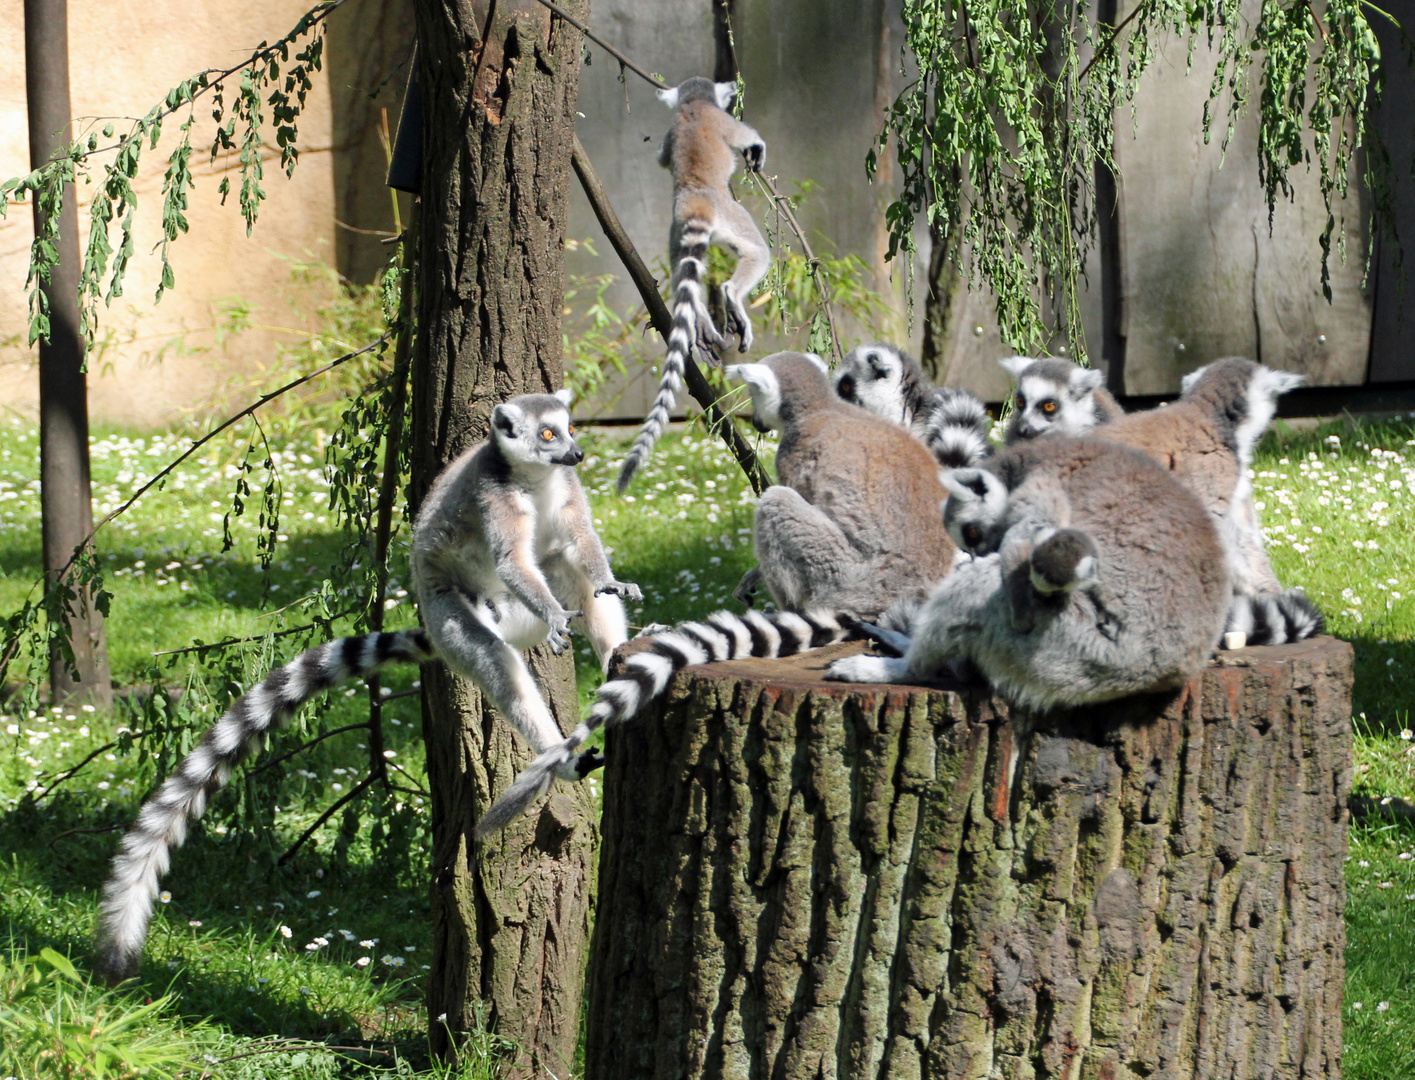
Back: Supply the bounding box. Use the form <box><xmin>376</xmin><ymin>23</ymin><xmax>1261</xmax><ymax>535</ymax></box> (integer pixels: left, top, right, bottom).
<box><xmin>586</xmin><ymin>637</ymin><xmax>1353</xmax><ymax>1079</ymax></box>
<box><xmin>25</xmin><ymin>0</ymin><xmax>112</xmax><ymax>706</ymax></box>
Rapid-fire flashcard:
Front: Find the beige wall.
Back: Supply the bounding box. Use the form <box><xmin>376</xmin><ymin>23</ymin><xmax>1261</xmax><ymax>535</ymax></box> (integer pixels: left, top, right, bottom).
<box><xmin>0</xmin><ymin>0</ymin><xmax>412</xmax><ymax>426</ymax></box>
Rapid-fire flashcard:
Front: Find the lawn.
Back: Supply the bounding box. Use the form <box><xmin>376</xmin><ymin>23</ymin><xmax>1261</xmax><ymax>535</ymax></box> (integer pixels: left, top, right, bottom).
<box><xmin>0</xmin><ymin>405</ymin><xmax>1412</xmax><ymax>1077</ymax></box>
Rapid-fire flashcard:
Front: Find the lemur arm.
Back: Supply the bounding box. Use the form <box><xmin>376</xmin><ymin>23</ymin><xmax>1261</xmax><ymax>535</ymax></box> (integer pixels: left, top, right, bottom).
<box><xmin>657</xmin><ymin>129</ymin><xmax>675</xmax><ymax>169</ymax></box>
<box><xmin>726</xmin><ymin>119</ymin><xmax>765</xmax><ymax>171</ymax></box>
<box><xmin>561</xmin><ymin>477</ymin><xmax>642</xmax><ymax>601</ymax></box>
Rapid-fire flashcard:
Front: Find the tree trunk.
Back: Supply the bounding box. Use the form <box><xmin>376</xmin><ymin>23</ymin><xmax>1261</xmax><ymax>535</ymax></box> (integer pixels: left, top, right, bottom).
<box><xmin>586</xmin><ymin>637</ymin><xmax>1353</xmax><ymax>1079</ymax></box>
<box><xmin>25</xmin><ymin>0</ymin><xmax>111</xmax><ymax>707</ymax></box>
<box><xmin>408</xmin><ymin>2</ymin><xmax>596</xmax><ymax>1074</ymax></box>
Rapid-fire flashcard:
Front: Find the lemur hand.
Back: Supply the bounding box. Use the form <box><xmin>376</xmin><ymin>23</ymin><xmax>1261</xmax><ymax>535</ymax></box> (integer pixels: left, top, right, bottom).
<box><xmin>743</xmin><ymin>142</ymin><xmax>766</xmax><ymax>172</ymax></box>
<box><xmin>732</xmin><ymin>567</ymin><xmax>761</xmax><ymax>607</ymax></box>
<box><xmin>546</xmin><ymin>610</ymin><xmax>580</xmax><ymax>654</ymax></box>
<box><xmin>595</xmin><ymin>581</ymin><xmax>644</xmax><ymax>604</ymax></box>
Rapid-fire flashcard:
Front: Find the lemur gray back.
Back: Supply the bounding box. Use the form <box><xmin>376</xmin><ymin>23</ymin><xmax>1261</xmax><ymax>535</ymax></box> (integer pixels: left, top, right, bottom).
<box><xmin>729</xmin><ymin>352</ymin><xmax>956</xmax><ymax>619</ymax></box>
<box><xmin>1001</xmin><ymin>355</ymin><xmax>1124</xmax><ymax>444</ymax></box>
<box><xmin>834</xmin><ymin>343</ymin><xmax>993</xmax><ymax>469</ymax></box>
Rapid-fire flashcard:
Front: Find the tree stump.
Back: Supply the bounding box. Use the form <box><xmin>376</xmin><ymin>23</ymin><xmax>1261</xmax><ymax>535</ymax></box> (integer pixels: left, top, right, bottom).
<box><xmin>585</xmin><ymin>636</ymin><xmax>1353</xmax><ymax>1080</ymax></box>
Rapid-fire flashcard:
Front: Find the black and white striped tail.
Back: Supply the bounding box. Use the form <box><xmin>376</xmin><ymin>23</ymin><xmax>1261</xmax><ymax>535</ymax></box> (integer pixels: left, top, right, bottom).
<box><xmin>924</xmin><ymin>387</ymin><xmax>994</xmax><ymax>470</ymax></box>
<box><xmin>95</xmin><ymin>629</ymin><xmax>434</xmax><ymax>982</ymax></box>
<box><xmin>1225</xmin><ymin>589</ymin><xmax>1325</xmax><ymax>647</ymax></box>
<box><xmin>475</xmin><ymin>608</ymin><xmax>858</xmax><ymax>834</ymax></box>
<box><xmin>617</xmin><ymin>225</ymin><xmax>712</xmax><ymax>493</ymax></box>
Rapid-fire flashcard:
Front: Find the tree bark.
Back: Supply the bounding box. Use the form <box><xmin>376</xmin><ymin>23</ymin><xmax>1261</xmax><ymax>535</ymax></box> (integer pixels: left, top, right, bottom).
<box><xmin>25</xmin><ymin>0</ymin><xmax>112</xmax><ymax>706</ymax></box>
<box><xmin>586</xmin><ymin>637</ymin><xmax>1353</xmax><ymax>1079</ymax></box>
<box><xmin>408</xmin><ymin>2</ymin><xmax>596</xmax><ymax>1074</ymax></box>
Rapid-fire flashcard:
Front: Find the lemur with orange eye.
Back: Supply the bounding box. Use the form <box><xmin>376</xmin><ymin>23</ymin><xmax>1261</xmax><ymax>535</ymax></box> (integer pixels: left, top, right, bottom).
<box><xmin>96</xmin><ymin>390</ymin><xmax>641</xmax><ymax>982</ymax></box>
<box><xmin>1000</xmin><ymin>356</ymin><xmax>1124</xmax><ymax>445</ymax></box>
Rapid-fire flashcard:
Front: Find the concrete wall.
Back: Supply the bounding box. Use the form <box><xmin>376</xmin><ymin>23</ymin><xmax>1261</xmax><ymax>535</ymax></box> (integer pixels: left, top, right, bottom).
<box><xmin>0</xmin><ymin>0</ymin><xmax>412</xmax><ymax>426</ymax></box>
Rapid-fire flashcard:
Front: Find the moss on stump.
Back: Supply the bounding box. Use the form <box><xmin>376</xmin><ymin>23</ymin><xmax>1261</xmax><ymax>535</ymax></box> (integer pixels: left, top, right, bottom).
<box><xmin>585</xmin><ymin>636</ymin><xmax>1353</xmax><ymax>1080</ymax></box>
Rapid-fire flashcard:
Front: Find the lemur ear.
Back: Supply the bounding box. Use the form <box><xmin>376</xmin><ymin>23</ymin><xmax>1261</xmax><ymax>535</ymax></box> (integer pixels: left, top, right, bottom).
<box><xmin>727</xmin><ymin>362</ymin><xmax>777</xmax><ymax>395</ymax></box>
<box><xmin>1072</xmin><ymin>367</ymin><xmax>1104</xmax><ymax>393</ymax></box>
<box><xmin>657</xmin><ymin>85</ymin><xmax>681</xmax><ymax>109</ymax></box>
<box><xmin>803</xmin><ymin>352</ymin><xmax>829</xmax><ymax>376</ymax></box>
<box><xmin>553</xmin><ymin>387</ymin><xmax>575</xmax><ymax>408</ymax></box>
<box><xmin>1179</xmin><ymin>364</ymin><xmax>1208</xmax><ymax>397</ymax></box>
<box><xmin>713</xmin><ymin>81</ymin><xmax>737</xmax><ymax>110</ymax></box>
<box><xmin>998</xmin><ymin>355</ymin><xmax>1033</xmax><ymax>379</ymax></box>
<box><xmin>1262</xmin><ymin>367</ymin><xmax>1306</xmax><ymax>396</ymax></box>
<box><xmin>491</xmin><ymin>402</ymin><xmax>523</xmax><ymax>438</ymax></box>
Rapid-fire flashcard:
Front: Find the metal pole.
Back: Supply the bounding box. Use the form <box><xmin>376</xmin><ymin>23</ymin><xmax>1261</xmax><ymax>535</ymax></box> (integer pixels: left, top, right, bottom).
<box><xmin>25</xmin><ymin>0</ymin><xmax>111</xmax><ymax>705</ymax></box>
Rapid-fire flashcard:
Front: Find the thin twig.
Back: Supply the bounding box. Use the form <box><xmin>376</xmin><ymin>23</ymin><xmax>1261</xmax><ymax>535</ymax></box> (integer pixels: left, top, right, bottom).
<box><xmin>570</xmin><ymin>136</ymin><xmax>770</xmax><ymax>494</ymax></box>
<box><xmin>388</xmin><ymin>781</ymin><xmax>428</xmax><ymax>800</ymax></box>
<box><xmin>386</xmin><ymin>759</ymin><xmax>429</xmax><ymax>795</ymax></box>
<box><xmin>246</xmin><ymin>723</ymin><xmax>372</xmax><ymax>778</ymax></box>
<box><xmin>33</xmin><ymin>738</ymin><xmax>126</xmax><ymax>802</ymax></box>
<box><xmin>48</xmin><ymin>822</ymin><xmax>124</xmax><ymax>848</ymax></box>
<box><xmin>531</xmin><ymin>0</ymin><xmax>668</xmax><ymax>89</ymax></box>
<box><xmin>277</xmin><ymin>771</ymin><xmax>376</xmax><ymax>866</ymax></box>
<box><xmin>1306</xmin><ymin>0</ymin><xmax>1330</xmax><ymax>46</ymax></box>
<box><xmin>151</xmin><ymin>608</ymin><xmax>357</xmax><ymax>658</ymax></box>
<box><xmin>751</xmin><ymin>172</ymin><xmax>843</xmax><ymax>361</ymax></box>
<box><xmin>1078</xmin><ymin>0</ymin><xmax>1150</xmax><ymax>83</ymax></box>
<box><xmin>365</xmin><ymin>204</ymin><xmax>419</xmax><ymax>787</ymax></box>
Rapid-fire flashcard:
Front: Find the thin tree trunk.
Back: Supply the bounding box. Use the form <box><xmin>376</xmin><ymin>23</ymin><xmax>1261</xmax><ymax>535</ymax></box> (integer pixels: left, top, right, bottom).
<box><xmin>25</xmin><ymin>0</ymin><xmax>111</xmax><ymax>706</ymax></box>
<box><xmin>408</xmin><ymin>2</ymin><xmax>596</xmax><ymax>1074</ymax></box>
<box><xmin>587</xmin><ymin>637</ymin><xmax>1352</xmax><ymax>1079</ymax></box>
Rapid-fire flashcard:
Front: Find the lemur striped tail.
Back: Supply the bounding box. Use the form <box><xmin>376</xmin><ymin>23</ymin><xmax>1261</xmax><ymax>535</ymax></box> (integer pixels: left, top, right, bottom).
<box><xmin>95</xmin><ymin>629</ymin><xmax>435</xmax><ymax>982</ymax></box>
<box><xmin>616</xmin><ymin>223</ymin><xmax>713</xmax><ymax>493</ymax></box>
<box><xmin>924</xmin><ymin>388</ymin><xmax>994</xmax><ymax>470</ymax></box>
<box><xmin>475</xmin><ymin>608</ymin><xmax>859</xmax><ymax>835</ymax></box>
<box><xmin>1225</xmin><ymin>589</ymin><xmax>1325</xmax><ymax>647</ymax></box>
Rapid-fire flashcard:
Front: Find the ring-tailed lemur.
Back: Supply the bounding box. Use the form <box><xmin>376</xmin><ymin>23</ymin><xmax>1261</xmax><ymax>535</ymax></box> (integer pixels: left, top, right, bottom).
<box><xmin>725</xmin><ymin>351</ymin><xmax>958</xmax><ymax>618</ymax></box>
<box><xmin>96</xmin><ymin>390</ymin><xmax>640</xmax><ymax>981</ymax></box>
<box><xmin>827</xmin><ymin>436</ymin><xmax>1231</xmax><ymax>709</ymax></box>
<box><xmin>834</xmin><ymin>343</ymin><xmax>994</xmax><ymax>469</ymax></box>
<box><xmin>1099</xmin><ymin>358</ymin><xmax>1321</xmax><ymax>645</ymax></box>
<box><xmin>1000</xmin><ymin>355</ymin><xmax>1124</xmax><ymax>444</ymax></box>
<box><xmin>616</xmin><ymin>77</ymin><xmax>771</xmax><ymax>493</ymax></box>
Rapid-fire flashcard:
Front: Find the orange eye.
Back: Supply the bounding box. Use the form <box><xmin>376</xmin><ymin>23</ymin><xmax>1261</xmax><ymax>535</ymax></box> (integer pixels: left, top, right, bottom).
<box><xmin>541</xmin><ymin>429</ymin><xmax>554</xmax><ymax>441</ymax></box>
<box><xmin>1041</xmin><ymin>400</ymin><xmax>1057</xmax><ymax>414</ymax></box>
<box><xmin>569</xmin><ymin>424</ymin><xmax>575</xmax><ymax>434</ymax></box>
<box><xmin>1015</xmin><ymin>395</ymin><xmax>1026</xmax><ymax>410</ymax></box>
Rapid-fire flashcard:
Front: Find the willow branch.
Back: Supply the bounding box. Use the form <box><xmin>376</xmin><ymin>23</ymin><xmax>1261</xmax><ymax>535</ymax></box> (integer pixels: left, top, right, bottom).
<box><xmin>751</xmin><ymin>171</ymin><xmax>844</xmax><ymax>361</ymax></box>
<box><xmin>277</xmin><ymin>771</ymin><xmax>376</xmax><ymax>866</ymax></box>
<box><xmin>570</xmin><ymin>136</ymin><xmax>770</xmax><ymax>494</ymax></box>
<box><xmin>532</xmin><ymin>0</ymin><xmax>668</xmax><ymax>89</ymax></box>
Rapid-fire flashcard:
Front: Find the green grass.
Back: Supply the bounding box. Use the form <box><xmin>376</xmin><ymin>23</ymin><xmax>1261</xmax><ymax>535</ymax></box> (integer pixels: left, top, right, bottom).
<box><xmin>2</xmin><ymin>405</ymin><xmax>1414</xmax><ymax>1077</ymax></box>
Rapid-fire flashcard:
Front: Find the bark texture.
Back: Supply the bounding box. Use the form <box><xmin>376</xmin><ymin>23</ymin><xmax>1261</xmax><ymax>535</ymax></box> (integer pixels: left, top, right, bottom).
<box><xmin>586</xmin><ymin>636</ymin><xmax>1353</xmax><ymax>1080</ymax></box>
<box><xmin>409</xmin><ymin>1</ymin><xmax>596</xmax><ymax>1073</ymax></box>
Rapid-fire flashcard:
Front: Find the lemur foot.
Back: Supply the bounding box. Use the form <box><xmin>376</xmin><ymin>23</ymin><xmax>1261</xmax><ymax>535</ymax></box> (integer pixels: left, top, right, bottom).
<box><xmin>695</xmin><ymin>316</ymin><xmax>728</xmax><ymax>354</ymax></box>
<box><xmin>721</xmin><ymin>294</ymin><xmax>754</xmax><ymax>353</ymax></box>
<box><xmin>732</xmin><ymin>568</ymin><xmax>761</xmax><ymax>607</ymax></box>
<box><xmin>825</xmin><ymin>654</ymin><xmax>911</xmax><ymax>684</ymax></box>
<box><xmin>546</xmin><ymin>611</ymin><xmax>581</xmax><ymax>655</ymax></box>
<box><xmin>596</xmin><ymin>581</ymin><xmax>644</xmax><ymax>604</ymax></box>
<box><xmin>858</xmin><ymin>622</ymin><xmax>913</xmax><ymax>657</ymax></box>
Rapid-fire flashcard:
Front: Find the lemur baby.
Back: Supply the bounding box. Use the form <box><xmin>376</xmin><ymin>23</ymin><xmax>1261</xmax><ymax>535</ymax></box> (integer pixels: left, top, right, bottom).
<box><xmin>617</xmin><ymin>77</ymin><xmax>770</xmax><ymax>493</ymax></box>
<box><xmin>480</xmin><ymin>352</ymin><xmax>967</xmax><ymax>831</ymax></box>
<box><xmin>728</xmin><ymin>351</ymin><xmax>957</xmax><ymax>619</ymax></box>
<box><xmin>1000</xmin><ymin>355</ymin><xmax>1124</xmax><ymax>444</ymax></box>
<box><xmin>826</xmin><ymin>436</ymin><xmax>1231</xmax><ymax>710</ymax></box>
<box><xmin>96</xmin><ymin>390</ymin><xmax>640</xmax><ymax>981</ymax></box>
<box><xmin>1099</xmin><ymin>358</ymin><xmax>1320</xmax><ymax>644</ymax></box>
<box><xmin>834</xmin><ymin>342</ymin><xmax>993</xmax><ymax>469</ymax></box>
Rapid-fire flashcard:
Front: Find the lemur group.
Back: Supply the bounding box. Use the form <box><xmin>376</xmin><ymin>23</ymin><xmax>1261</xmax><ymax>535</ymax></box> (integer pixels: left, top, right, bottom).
<box><xmin>94</xmin><ymin>78</ymin><xmax>1324</xmax><ymax>980</ymax></box>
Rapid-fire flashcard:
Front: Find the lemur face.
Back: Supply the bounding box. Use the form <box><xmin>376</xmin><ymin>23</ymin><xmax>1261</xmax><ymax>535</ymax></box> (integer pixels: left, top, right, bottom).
<box><xmin>491</xmin><ymin>395</ymin><xmax>583</xmax><ymax>468</ymax></box>
<box><xmin>1001</xmin><ymin>358</ymin><xmax>1106</xmax><ymax>443</ymax></box>
<box><xmin>835</xmin><ymin>345</ymin><xmax>907</xmax><ymax>421</ymax></box>
<box><xmin>940</xmin><ymin>468</ymin><xmax>1010</xmax><ymax>556</ymax></box>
